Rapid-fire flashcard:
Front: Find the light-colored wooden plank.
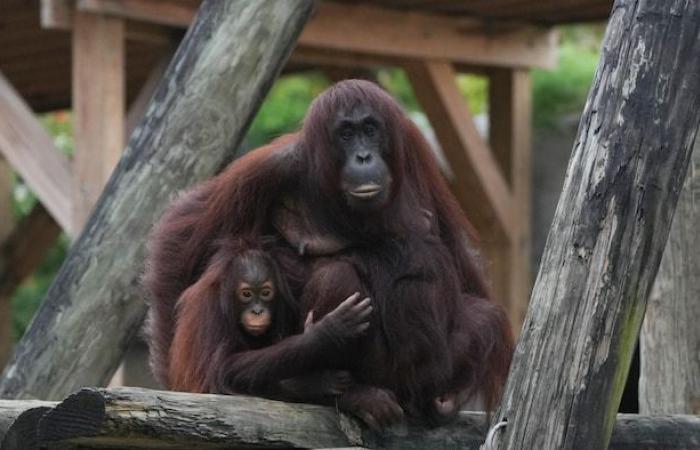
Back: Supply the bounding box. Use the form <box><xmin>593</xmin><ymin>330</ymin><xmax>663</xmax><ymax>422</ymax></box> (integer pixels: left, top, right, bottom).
<box><xmin>72</xmin><ymin>11</ymin><xmax>125</xmax><ymax>228</ymax></box>
<box><xmin>0</xmin><ymin>72</ymin><xmax>74</xmax><ymax>234</ymax></box>
<box><xmin>76</xmin><ymin>0</ymin><xmax>557</xmax><ymax>69</ymax></box>
<box><xmin>78</xmin><ymin>0</ymin><xmax>197</xmax><ymax>29</ymax></box>
<box><xmin>406</xmin><ymin>60</ymin><xmax>515</xmax><ymax>243</ymax></box>
<box><xmin>486</xmin><ymin>68</ymin><xmax>532</xmax><ymax>332</ymax></box>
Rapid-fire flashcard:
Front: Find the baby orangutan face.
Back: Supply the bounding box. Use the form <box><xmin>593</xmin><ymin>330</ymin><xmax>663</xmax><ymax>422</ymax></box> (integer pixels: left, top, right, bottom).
<box><xmin>234</xmin><ymin>253</ymin><xmax>276</xmax><ymax>337</ymax></box>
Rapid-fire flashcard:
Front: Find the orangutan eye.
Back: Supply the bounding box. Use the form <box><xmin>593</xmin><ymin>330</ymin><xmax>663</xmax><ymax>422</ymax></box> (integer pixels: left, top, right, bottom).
<box><xmin>340</xmin><ymin>127</ymin><xmax>353</xmax><ymax>141</ymax></box>
<box><xmin>240</xmin><ymin>289</ymin><xmax>253</xmax><ymax>302</ymax></box>
<box><xmin>363</xmin><ymin>122</ymin><xmax>377</xmax><ymax>137</ymax></box>
<box><xmin>261</xmin><ymin>288</ymin><xmax>273</xmax><ymax>300</ymax></box>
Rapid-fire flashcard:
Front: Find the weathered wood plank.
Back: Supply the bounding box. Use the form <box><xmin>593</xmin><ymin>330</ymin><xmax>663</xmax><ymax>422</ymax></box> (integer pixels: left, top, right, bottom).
<box><xmin>0</xmin><ymin>400</ymin><xmax>56</xmax><ymax>445</ymax></box>
<box><xmin>76</xmin><ymin>0</ymin><xmax>557</xmax><ymax>69</ymax></box>
<box><xmin>72</xmin><ymin>11</ymin><xmax>125</xmax><ymax>229</ymax></box>
<box><xmin>0</xmin><ymin>72</ymin><xmax>75</xmax><ymax>234</ymax></box>
<box><xmin>0</xmin><ymin>0</ymin><xmax>315</xmax><ymax>401</ymax></box>
<box><xmin>0</xmin><ymin>388</ymin><xmax>695</xmax><ymax>450</ymax></box>
<box><xmin>492</xmin><ymin>2</ymin><xmax>700</xmax><ymax>449</ymax></box>
<box><xmin>126</xmin><ymin>47</ymin><xmax>174</xmax><ymax>136</ymax></box>
<box><xmin>406</xmin><ymin>60</ymin><xmax>515</xmax><ymax>243</ymax></box>
<box><xmin>640</xmin><ymin>136</ymin><xmax>700</xmax><ymax>414</ymax></box>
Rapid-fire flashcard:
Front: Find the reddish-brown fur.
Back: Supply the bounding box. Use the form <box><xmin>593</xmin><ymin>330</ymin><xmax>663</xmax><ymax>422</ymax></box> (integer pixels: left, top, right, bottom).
<box><xmin>144</xmin><ymin>80</ymin><xmax>513</xmax><ymax>422</ymax></box>
<box><xmin>168</xmin><ymin>238</ymin><xmax>302</xmax><ymax>393</ymax></box>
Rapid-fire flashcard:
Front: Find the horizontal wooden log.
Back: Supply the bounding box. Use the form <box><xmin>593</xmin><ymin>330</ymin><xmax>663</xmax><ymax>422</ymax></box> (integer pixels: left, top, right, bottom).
<box><xmin>0</xmin><ymin>388</ymin><xmax>694</xmax><ymax>450</ymax></box>
<box><xmin>0</xmin><ymin>400</ymin><xmax>56</xmax><ymax>444</ymax></box>
<box><xmin>75</xmin><ymin>0</ymin><xmax>557</xmax><ymax>69</ymax></box>
<box><xmin>0</xmin><ymin>0</ymin><xmax>315</xmax><ymax>401</ymax></box>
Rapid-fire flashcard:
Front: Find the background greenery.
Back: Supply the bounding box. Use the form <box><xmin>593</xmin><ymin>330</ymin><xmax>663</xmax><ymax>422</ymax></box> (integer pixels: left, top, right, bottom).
<box><xmin>8</xmin><ymin>25</ymin><xmax>602</xmax><ymax>340</ymax></box>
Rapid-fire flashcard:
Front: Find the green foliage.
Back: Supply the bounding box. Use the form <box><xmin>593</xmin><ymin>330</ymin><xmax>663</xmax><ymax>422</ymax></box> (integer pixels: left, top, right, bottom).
<box><xmin>11</xmin><ymin>235</ymin><xmax>69</xmax><ymax>340</ymax></box>
<box><xmin>532</xmin><ymin>26</ymin><xmax>602</xmax><ymax>127</ymax></box>
<box><xmin>245</xmin><ymin>73</ymin><xmax>328</xmax><ymax>148</ymax></box>
<box><xmin>9</xmin><ymin>112</ymin><xmax>72</xmax><ymax>340</ymax></box>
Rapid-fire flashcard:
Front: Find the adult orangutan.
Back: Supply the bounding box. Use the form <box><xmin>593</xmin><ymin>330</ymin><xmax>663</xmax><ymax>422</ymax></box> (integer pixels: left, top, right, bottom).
<box><xmin>144</xmin><ymin>80</ymin><xmax>513</xmax><ymax>429</ymax></box>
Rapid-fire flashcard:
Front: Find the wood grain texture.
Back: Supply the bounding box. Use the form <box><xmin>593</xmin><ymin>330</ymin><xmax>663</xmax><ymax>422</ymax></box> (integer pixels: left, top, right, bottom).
<box><xmin>0</xmin><ymin>72</ymin><xmax>74</xmax><ymax>234</ymax></box>
<box><xmin>0</xmin><ymin>388</ymin><xmax>696</xmax><ymax>450</ymax></box>
<box><xmin>640</xmin><ymin>137</ymin><xmax>700</xmax><ymax>414</ymax></box>
<box><xmin>0</xmin><ymin>400</ymin><xmax>55</xmax><ymax>444</ymax></box>
<box><xmin>0</xmin><ymin>0</ymin><xmax>315</xmax><ymax>401</ymax></box>
<box><xmin>77</xmin><ymin>0</ymin><xmax>558</xmax><ymax>69</ymax></box>
<box><xmin>72</xmin><ymin>11</ymin><xmax>125</xmax><ymax>229</ymax></box>
<box><xmin>492</xmin><ymin>1</ymin><xmax>700</xmax><ymax>449</ymax></box>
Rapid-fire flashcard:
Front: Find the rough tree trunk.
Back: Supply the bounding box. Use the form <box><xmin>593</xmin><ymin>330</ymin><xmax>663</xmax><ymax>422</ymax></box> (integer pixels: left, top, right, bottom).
<box><xmin>1</xmin><ymin>388</ymin><xmax>697</xmax><ymax>450</ymax></box>
<box><xmin>492</xmin><ymin>1</ymin><xmax>700</xmax><ymax>449</ymax></box>
<box><xmin>640</xmin><ymin>136</ymin><xmax>700</xmax><ymax>414</ymax></box>
<box><xmin>0</xmin><ymin>0</ymin><xmax>315</xmax><ymax>400</ymax></box>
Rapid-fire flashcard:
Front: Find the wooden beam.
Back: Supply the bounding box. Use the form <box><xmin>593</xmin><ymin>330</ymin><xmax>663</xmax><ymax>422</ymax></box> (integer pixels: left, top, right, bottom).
<box><xmin>72</xmin><ymin>11</ymin><xmax>125</xmax><ymax>228</ymax></box>
<box><xmin>0</xmin><ymin>0</ymin><xmax>315</xmax><ymax>401</ymax></box>
<box><xmin>640</xmin><ymin>137</ymin><xmax>700</xmax><ymax>414</ymax></box>
<box><xmin>76</xmin><ymin>0</ymin><xmax>557</xmax><ymax>69</ymax></box>
<box><xmin>492</xmin><ymin>2</ymin><xmax>700</xmax><ymax>449</ymax></box>
<box><xmin>486</xmin><ymin>68</ymin><xmax>532</xmax><ymax>332</ymax></box>
<box><xmin>2</xmin><ymin>387</ymin><xmax>698</xmax><ymax>450</ymax></box>
<box><xmin>0</xmin><ymin>72</ymin><xmax>75</xmax><ymax>234</ymax></box>
<box><xmin>126</xmin><ymin>47</ymin><xmax>175</xmax><ymax>136</ymax></box>
<box><xmin>0</xmin><ymin>205</ymin><xmax>62</xmax><ymax>300</ymax></box>
<box><xmin>406</xmin><ymin>60</ymin><xmax>515</xmax><ymax>243</ymax></box>
<box><xmin>78</xmin><ymin>0</ymin><xmax>197</xmax><ymax>29</ymax></box>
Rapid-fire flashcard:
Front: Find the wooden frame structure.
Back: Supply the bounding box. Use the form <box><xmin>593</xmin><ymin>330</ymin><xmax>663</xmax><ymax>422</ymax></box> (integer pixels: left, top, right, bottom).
<box><xmin>1</xmin><ymin>1</ymin><xmax>699</xmax><ymax>449</ymax></box>
<box><xmin>0</xmin><ymin>0</ymin><xmax>558</xmax><ymax>344</ymax></box>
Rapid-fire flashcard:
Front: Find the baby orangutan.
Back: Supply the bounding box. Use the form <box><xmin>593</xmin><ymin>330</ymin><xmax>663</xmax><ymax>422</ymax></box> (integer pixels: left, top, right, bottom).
<box><xmin>168</xmin><ymin>239</ymin><xmax>371</xmax><ymax>400</ymax></box>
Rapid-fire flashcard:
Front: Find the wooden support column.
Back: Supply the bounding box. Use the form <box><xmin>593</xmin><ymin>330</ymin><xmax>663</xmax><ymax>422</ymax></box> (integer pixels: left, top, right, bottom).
<box><xmin>492</xmin><ymin>2</ymin><xmax>700</xmax><ymax>448</ymax></box>
<box><xmin>487</xmin><ymin>68</ymin><xmax>532</xmax><ymax>332</ymax></box>
<box><xmin>0</xmin><ymin>158</ymin><xmax>12</xmax><ymax>369</ymax></box>
<box><xmin>72</xmin><ymin>10</ymin><xmax>125</xmax><ymax>229</ymax></box>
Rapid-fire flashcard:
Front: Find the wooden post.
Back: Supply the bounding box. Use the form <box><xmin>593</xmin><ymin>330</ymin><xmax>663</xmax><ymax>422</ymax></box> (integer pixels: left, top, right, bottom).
<box><xmin>0</xmin><ymin>158</ymin><xmax>12</xmax><ymax>369</ymax></box>
<box><xmin>0</xmin><ymin>0</ymin><xmax>315</xmax><ymax>401</ymax></box>
<box><xmin>639</xmin><ymin>137</ymin><xmax>700</xmax><ymax>414</ymax></box>
<box><xmin>492</xmin><ymin>2</ymin><xmax>700</xmax><ymax>449</ymax></box>
<box><xmin>72</xmin><ymin>10</ymin><xmax>125</xmax><ymax>229</ymax></box>
<box><xmin>487</xmin><ymin>68</ymin><xmax>532</xmax><ymax>331</ymax></box>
